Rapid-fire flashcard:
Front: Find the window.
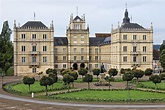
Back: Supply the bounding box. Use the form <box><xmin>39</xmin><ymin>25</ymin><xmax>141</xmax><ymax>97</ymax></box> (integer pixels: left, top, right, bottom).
<box><xmin>55</xmin><ymin>64</ymin><xmax>58</xmax><ymax>68</ymax></box>
<box><xmin>32</xmin><ymin>34</ymin><xmax>36</xmax><ymax>39</ymax></box>
<box><xmin>74</xmin><ymin>36</ymin><xmax>77</xmax><ymax>43</ymax></box>
<box><xmin>43</xmin><ymin>46</ymin><xmax>47</xmax><ymax>51</ymax></box>
<box><xmin>43</xmin><ymin>34</ymin><xmax>47</xmax><ymax>39</ymax></box>
<box><xmin>55</xmin><ymin>48</ymin><xmax>58</xmax><ymax>53</ymax></box>
<box><xmin>63</xmin><ymin>56</ymin><xmax>66</xmax><ymax>61</ymax></box>
<box><xmin>95</xmin><ymin>64</ymin><xmax>98</xmax><ymax>68</ymax></box>
<box><xmin>43</xmin><ymin>56</ymin><xmax>47</xmax><ymax>62</ymax></box>
<box><xmin>73</xmin><ymin>48</ymin><xmax>77</xmax><ymax>52</ymax></box>
<box><xmin>22</xmin><ymin>57</ymin><xmax>25</xmax><ymax>63</ymax></box>
<box><xmin>123</xmin><ymin>46</ymin><xmax>127</xmax><ymax>52</ymax></box>
<box><xmin>89</xmin><ymin>48</ymin><xmax>92</xmax><ymax>53</ymax></box>
<box><xmin>32</xmin><ymin>68</ymin><xmax>36</xmax><ymax>73</ymax></box>
<box><xmin>32</xmin><ymin>56</ymin><xmax>36</xmax><ymax>62</ymax></box>
<box><xmin>89</xmin><ymin>56</ymin><xmax>92</xmax><ymax>61</ymax></box>
<box><xmin>81</xmin><ymin>48</ymin><xmax>84</xmax><ymax>53</ymax></box>
<box><xmin>32</xmin><ymin>46</ymin><xmax>36</xmax><ymax>51</ymax></box>
<box><xmin>143</xmin><ymin>56</ymin><xmax>147</xmax><ymax>62</ymax></box>
<box><xmin>123</xmin><ymin>35</ymin><xmax>127</xmax><ymax>40</ymax></box>
<box><xmin>133</xmin><ymin>46</ymin><xmax>137</xmax><ymax>52</ymax></box>
<box><xmin>21</xmin><ymin>34</ymin><xmax>25</xmax><ymax>39</ymax></box>
<box><xmin>55</xmin><ymin>56</ymin><xmax>58</xmax><ymax>60</ymax></box>
<box><xmin>63</xmin><ymin>48</ymin><xmax>66</xmax><ymax>53</ymax></box>
<box><xmin>143</xmin><ymin>35</ymin><xmax>146</xmax><ymax>40</ymax></box>
<box><xmin>81</xmin><ymin>56</ymin><xmax>84</xmax><ymax>60</ymax></box>
<box><xmin>81</xmin><ymin>36</ymin><xmax>84</xmax><ymax>43</ymax></box>
<box><xmin>74</xmin><ymin>56</ymin><xmax>76</xmax><ymax>60</ymax></box>
<box><xmin>95</xmin><ymin>48</ymin><xmax>98</xmax><ymax>54</ymax></box>
<box><xmin>63</xmin><ymin>64</ymin><xmax>66</xmax><ymax>68</ymax></box>
<box><xmin>143</xmin><ymin>46</ymin><xmax>146</xmax><ymax>52</ymax></box>
<box><xmin>123</xmin><ymin>56</ymin><xmax>127</xmax><ymax>62</ymax></box>
<box><xmin>133</xmin><ymin>56</ymin><xmax>136</xmax><ymax>62</ymax></box>
<box><xmin>22</xmin><ymin>46</ymin><xmax>25</xmax><ymax>51</ymax></box>
<box><xmin>74</xmin><ymin>24</ymin><xmax>82</xmax><ymax>29</ymax></box>
<box><xmin>95</xmin><ymin>56</ymin><xmax>98</xmax><ymax>60</ymax></box>
<box><xmin>133</xmin><ymin>35</ymin><xmax>137</xmax><ymax>40</ymax></box>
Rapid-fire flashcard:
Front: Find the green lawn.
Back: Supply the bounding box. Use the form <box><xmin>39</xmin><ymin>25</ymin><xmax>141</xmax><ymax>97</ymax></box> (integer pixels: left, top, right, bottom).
<box><xmin>12</xmin><ymin>81</ymin><xmax>64</xmax><ymax>94</ymax></box>
<box><xmin>139</xmin><ymin>81</ymin><xmax>165</xmax><ymax>89</ymax></box>
<box><xmin>54</xmin><ymin>90</ymin><xmax>165</xmax><ymax>100</ymax></box>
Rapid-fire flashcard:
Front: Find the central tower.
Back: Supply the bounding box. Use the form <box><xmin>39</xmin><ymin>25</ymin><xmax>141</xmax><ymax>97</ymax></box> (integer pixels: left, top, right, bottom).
<box><xmin>66</xmin><ymin>14</ymin><xmax>89</xmax><ymax>70</ymax></box>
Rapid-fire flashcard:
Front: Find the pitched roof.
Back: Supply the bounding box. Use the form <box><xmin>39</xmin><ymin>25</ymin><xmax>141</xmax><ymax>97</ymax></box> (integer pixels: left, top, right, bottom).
<box><xmin>54</xmin><ymin>37</ymin><xmax>68</xmax><ymax>46</ymax></box>
<box><xmin>73</xmin><ymin>16</ymin><xmax>82</xmax><ymax>21</ymax></box>
<box><xmin>89</xmin><ymin>37</ymin><xmax>106</xmax><ymax>46</ymax></box>
<box><xmin>95</xmin><ymin>33</ymin><xmax>111</xmax><ymax>37</ymax></box>
<box><xmin>121</xmin><ymin>23</ymin><xmax>145</xmax><ymax>29</ymax></box>
<box><xmin>20</xmin><ymin>21</ymin><xmax>48</xmax><ymax>29</ymax></box>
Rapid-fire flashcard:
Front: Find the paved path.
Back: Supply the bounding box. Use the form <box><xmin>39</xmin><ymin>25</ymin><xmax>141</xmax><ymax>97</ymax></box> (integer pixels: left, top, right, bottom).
<box><xmin>0</xmin><ymin>76</ymin><xmax>165</xmax><ymax>110</ymax></box>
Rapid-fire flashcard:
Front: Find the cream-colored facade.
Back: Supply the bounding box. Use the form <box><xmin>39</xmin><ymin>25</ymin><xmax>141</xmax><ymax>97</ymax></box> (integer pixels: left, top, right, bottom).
<box><xmin>14</xmin><ymin>9</ymin><xmax>153</xmax><ymax>76</ymax></box>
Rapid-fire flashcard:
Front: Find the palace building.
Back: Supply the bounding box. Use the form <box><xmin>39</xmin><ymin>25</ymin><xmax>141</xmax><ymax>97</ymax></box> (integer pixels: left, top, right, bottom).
<box><xmin>14</xmin><ymin>8</ymin><xmax>153</xmax><ymax>76</ymax></box>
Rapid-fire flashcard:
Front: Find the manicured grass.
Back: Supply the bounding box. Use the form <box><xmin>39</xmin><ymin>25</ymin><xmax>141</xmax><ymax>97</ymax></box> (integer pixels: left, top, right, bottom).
<box><xmin>54</xmin><ymin>90</ymin><xmax>165</xmax><ymax>100</ymax></box>
<box><xmin>139</xmin><ymin>81</ymin><xmax>165</xmax><ymax>89</ymax></box>
<box><xmin>12</xmin><ymin>81</ymin><xmax>64</xmax><ymax>94</ymax></box>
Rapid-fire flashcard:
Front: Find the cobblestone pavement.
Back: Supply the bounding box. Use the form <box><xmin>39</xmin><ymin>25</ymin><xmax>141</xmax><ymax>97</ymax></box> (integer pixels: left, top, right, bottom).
<box><xmin>0</xmin><ymin>76</ymin><xmax>165</xmax><ymax>110</ymax></box>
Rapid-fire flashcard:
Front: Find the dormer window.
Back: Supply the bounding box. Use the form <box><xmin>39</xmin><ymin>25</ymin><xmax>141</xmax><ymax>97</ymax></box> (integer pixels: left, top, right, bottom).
<box><xmin>74</xmin><ymin>24</ymin><xmax>82</xmax><ymax>29</ymax></box>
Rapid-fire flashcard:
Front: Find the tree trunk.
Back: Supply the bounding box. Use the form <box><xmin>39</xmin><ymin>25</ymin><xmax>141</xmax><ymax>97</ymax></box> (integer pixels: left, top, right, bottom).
<box><xmin>88</xmin><ymin>82</ymin><xmax>90</xmax><ymax>89</ymax></box>
<box><xmin>28</xmin><ymin>84</ymin><xmax>30</xmax><ymax>93</ymax></box>
<box><xmin>155</xmin><ymin>83</ymin><xmax>157</xmax><ymax>90</ymax></box>
<box><xmin>97</xmin><ymin>75</ymin><xmax>99</xmax><ymax>82</ymax></box>
<box><xmin>109</xmin><ymin>81</ymin><xmax>110</xmax><ymax>91</ymax></box>
<box><xmin>45</xmin><ymin>85</ymin><xmax>48</xmax><ymax>96</ymax></box>
<box><xmin>67</xmin><ymin>83</ymin><xmax>70</xmax><ymax>92</ymax></box>
<box><xmin>136</xmin><ymin>78</ymin><xmax>138</xmax><ymax>85</ymax></box>
<box><xmin>127</xmin><ymin>81</ymin><xmax>128</xmax><ymax>89</ymax></box>
<box><xmin>72</xmin><ymin>82</ymin><xmax>74</xmax><ymax>88</ymax></box>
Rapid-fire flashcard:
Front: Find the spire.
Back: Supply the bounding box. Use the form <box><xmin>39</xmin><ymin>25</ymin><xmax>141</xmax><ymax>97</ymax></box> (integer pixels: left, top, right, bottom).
<box><xmin>123</xmin><ymin>3</ymin><xmax>130</xmax><ymax>24</ymax></box>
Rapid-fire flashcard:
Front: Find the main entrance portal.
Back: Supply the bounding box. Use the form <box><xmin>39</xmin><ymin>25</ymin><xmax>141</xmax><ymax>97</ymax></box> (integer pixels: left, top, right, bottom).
<box><xmin>80</xmin><ymin>63</ymin><xmax>85</xmax><ymax>68</ymax></box>
<box><xmin>73</xmin><ymin>63</ymin><xmax>78</xmax><ymax>70</ymax></box>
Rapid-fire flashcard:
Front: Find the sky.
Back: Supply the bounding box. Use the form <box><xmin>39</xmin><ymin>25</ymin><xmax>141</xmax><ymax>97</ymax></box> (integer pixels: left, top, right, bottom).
<box><xmin>0</xmin><ymin>0</ymin><xmax>165</xmax><ymax>44</ymax></box>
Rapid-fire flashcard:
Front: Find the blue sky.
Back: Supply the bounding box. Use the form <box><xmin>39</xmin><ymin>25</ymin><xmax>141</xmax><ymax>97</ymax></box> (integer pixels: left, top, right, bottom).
<box><xmin>0</xmin><ymin>0</ymin><xmax>164</xmax><ymax>44</ymax></box>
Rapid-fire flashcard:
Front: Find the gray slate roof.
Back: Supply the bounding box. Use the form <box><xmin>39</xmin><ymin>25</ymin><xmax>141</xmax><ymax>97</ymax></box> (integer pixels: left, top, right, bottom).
<box><xmin>89</xmin><ymin>37</ymin><xmax>106</xmax><ymax>46</ymax></box>
<box><xmin>73</xmin><ymin>16</ymin><xmax>82</xmax><ymax>21</ymax></box>
<box><xmin>21</xmin><ymin>21</ymin><xmax>48</xmax><ymax>29</ymax></box>
<box><xmin>121</xmin><ymin>23</ymin><xmax>145</xmax><ymax>29</ymax></box>
<box><xmin>54</xmin><ymin>37</ymin><xmax>68</xmax><ymax>46</ymax></box>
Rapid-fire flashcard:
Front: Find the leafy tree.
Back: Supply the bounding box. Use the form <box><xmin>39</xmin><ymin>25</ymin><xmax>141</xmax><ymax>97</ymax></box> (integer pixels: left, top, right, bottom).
<box><xmin>70</xmin><ymin>71</ymin><xmax>78</xmax><ymax>88</ymax></box>
<box><xmin>48</xmin><ymin>73</ymin><xmax>58</xmax><ymax>89</ymax></box>
<box><xmin>160</xmin><ymin>73</ymin><xmax>165</xmax><ymax>80</ymax></box>
<box><xmin>63</xmin><ymin>74</ymin><xmax>74</xmax><ymax>92</ymax></box>
<box><xmin>160</xmin><ymin>42</ymin><xmax>165</xmax><ymax>54</ymax></box>
<box><xmin>22</xmin><ymin>76</ymin><xmax>35</xmax><ymax>93</ymax></box>
<box><xmin>122</xmin><ymin>71</ymin><xmax>134</xmax><ymax>89</ymax></box>
<box><xmin>108</xmin><ymin>68</ymin><xmax>118</xmax><ymax>77</ymax></box>
<box><xmin>40</xmin><ymin>76</ymin><xmax>53</xmax><ymax>96</ymax></box>
<box><xmin>60</xmin><ymin>68</ymin><xmax>65</xmax><ymax>75</ymax></box>
<box><xmin>159</xmin><ymin>50</ymin><xmax>165</xmax><ymax>72</ymax></box>
<box><xmin>78</xmin><ymin>68</ymin><xmax>88</xmax><ymax>79</ymax></box>
<box><xmin>104</xmin><ymin>76</ymin><xmax>114</xmax><ymax>90</ymax></box>
<box><xmin>37</xmin><ymin>71</ymin><xmax>43</xmax><ymax>80</ymax></box>
<box><xmin>83</xmin><ymin>74</ymin><xmax>93</xmax><ymax>89</ymax></box>
<box><xmin>0</xmin><ymin>21</ymin><xmax>13</xmax><ymax>75</ymax></box>
<box><xmin>149</xmin><ymin>75</ymin><xmax>161</xmax><ymax>90</ymax></box>
<box><xmin>46</xmin><ymin>68</ymin><xmax>57</xmax><ymax>75</ymax></box>
<box><xmin>120</xmin><ymin>68</ymin><xmax>125</xmax><ymax>74</ymax></box>
<box><xmin>92</xmin><ymin>69</ymin><xmax>100</xmax><ymax>81</ymax></box>
<box><xmin>133</xmin><ymin>69</ymin><xmax>144</xmax><ymax>84</ymax></box>
<box><xmin>145</xmin><ymin>68</ymin><xmax>153</xmax><ymax>77</ymax></box>
<box><xmin>61</xmin><ymin>69</ymin><xmax>71</xmax><ymax>76</ymax></box>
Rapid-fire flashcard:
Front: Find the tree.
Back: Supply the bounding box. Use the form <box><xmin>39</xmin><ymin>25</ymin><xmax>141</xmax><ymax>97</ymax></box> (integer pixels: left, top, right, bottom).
<box><xmin>160</xmin><ymin>73</ymin><xmax>165</xmax><ymax>80</ymax></box>
<box><xmin>92</xmin><ymin>69</ymin><xmax>100</xmax><ymax>82</ymax></box>
<box><xmin>108</xmin><ymin>68</ymin><xmax>118</xmax><ymax>77</ymax></box>
<box><xmin>159</xmin><ymin>50</ymin><xmax>165</xmax><ymax>72</ymax></box>
<box><xmin>37</xmin><ymin>71</ymin><xmax>43</xmax><ymax>80</ymax></box>
<box><xmin>122</xmin><ymin>71</ymin><xmax>134</xmax><ymax>89</ymax></box>
<box><xmin>133</xmin><ymin>69</ymin><xmax>144</xmax><ymax>84</ymax></box>
<box><xmin>40</xmin><ymin>76</ymin><xmax>53</xmax><ymax>96</ymax></box>
<box><xmin>160</xmin><ymin>42</ymin><xmax>165</xmax><ymax>54</ymax></box>
<box><xmin>69</xmin><ymin>71</ymin><xmax>78</xmax><ymax>88</ymax></box>
<box><xmin>104</xmin><ymin>76</ymin><xmax>114</xmax><ymax>90</ymax></box>
<box><xmin>48</xmin><ymin>73</ymin><xmax>58</xmax><ymax>89</ymax></box>
<box><xmin>63</xmin><ymin>74</ymin><xmax>74</xmax><ymax>92</ymax></box>
<box><xmin>0</xmin><ymin>21</ymin><xmax>13</xmax><ymax>76</ymax></box>
<box><xmin>46</xmin><ymin>68</ymin><xmax>57</xmax><ymax>75</ymax></box>
<box><xmin>78</xmin><ymin>68</ymin><xmax>88</xmax><ymax>79</ymax></box>
<box><xmin>149</xmin><ymin>75</ymin><xmax>161</xmax><ymax>90</ymax></box>
<box><xmin>83</xmin><ymin>74</ymin><xmax>93</xmax><ymax>89</ymax></box>
<box><xmin>22</xmin><ymin>76</ymin><xmax>35</xmax><ymax>93</ymax></box>
<box><xmin>145</xmin><ymin>68</ymin><xmax>153</xmax><ymax>78</ymax></box>
<box><xmin>61</xmin><ymin>69</ymin><xmax>71</xmax><ymax>76</ymax></box>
